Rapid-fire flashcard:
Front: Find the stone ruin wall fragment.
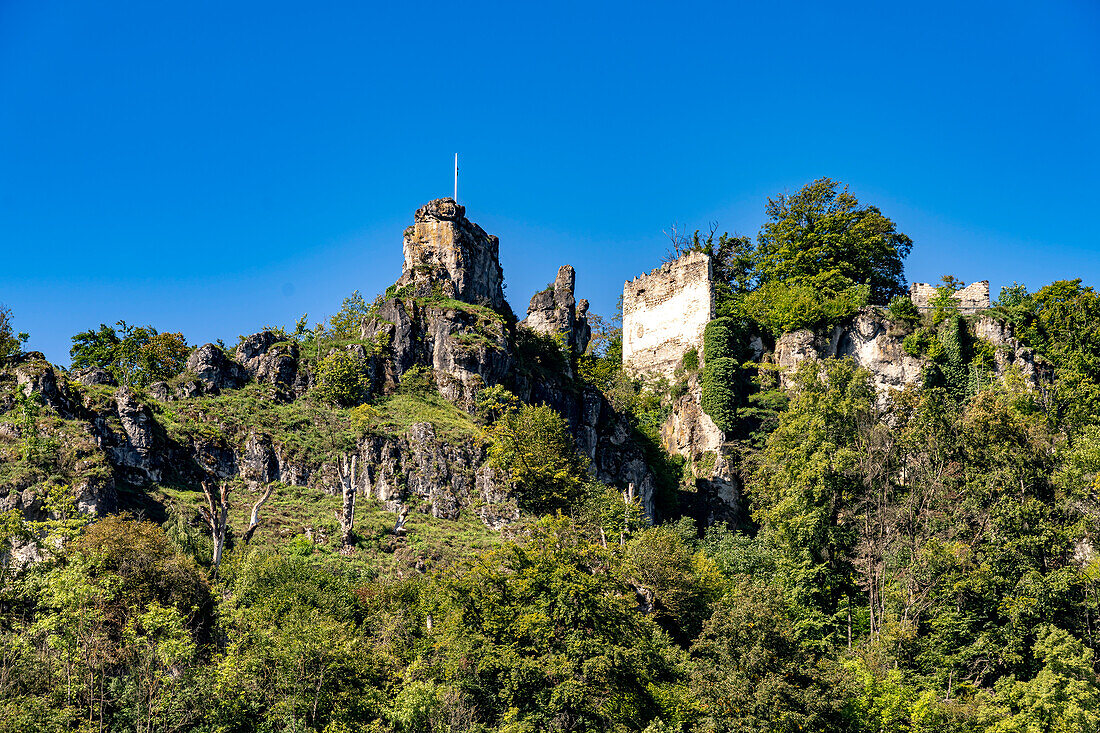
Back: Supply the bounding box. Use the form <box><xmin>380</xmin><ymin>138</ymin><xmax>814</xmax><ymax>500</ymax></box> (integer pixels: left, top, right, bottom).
<box><xmin>909</xmin><ymin>280</ymin><xmax>990</xmax><ymax>315</ymax></box>
<box><xmin>622</xmin><ymin>251</ymin><xmax>715</xmax><ymax>379</ymax></box>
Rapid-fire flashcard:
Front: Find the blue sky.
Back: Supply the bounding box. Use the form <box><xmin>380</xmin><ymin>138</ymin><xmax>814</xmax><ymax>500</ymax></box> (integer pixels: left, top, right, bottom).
<box><xmin>2</xmin><ymin>0</ymin><xmax>1098</xmax><ymax>365</ymax></box>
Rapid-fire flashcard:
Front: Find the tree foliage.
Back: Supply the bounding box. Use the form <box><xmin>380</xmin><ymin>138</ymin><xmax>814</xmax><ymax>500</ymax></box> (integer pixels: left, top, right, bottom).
<box><xmin>70</xmin><ymin>321</ymin><xmax>190</xmax><ymax>386</ymax></box>
<box><xmin>755</xmin><ymin>177</ymin><xmax>912</xmax><ymax>304</ymax></box>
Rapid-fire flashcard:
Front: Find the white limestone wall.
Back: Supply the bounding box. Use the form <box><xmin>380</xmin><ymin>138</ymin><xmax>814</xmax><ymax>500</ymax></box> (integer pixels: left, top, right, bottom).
<box><xmin>622</xmin><ymin>251</ymin><xmax>714</xmax><ymax>379</ymax></box>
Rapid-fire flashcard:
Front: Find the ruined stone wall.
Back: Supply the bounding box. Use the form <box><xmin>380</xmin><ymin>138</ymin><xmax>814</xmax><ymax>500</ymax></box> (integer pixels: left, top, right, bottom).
<box><xmin>909</xmin><ymin>280</ymin><xmax>990</xmax><ymax>315</ymax></box>
<box><xmin>623</xmin><ymin>251</ymin><xmax>714</xmax><ymax>378</ymax></box>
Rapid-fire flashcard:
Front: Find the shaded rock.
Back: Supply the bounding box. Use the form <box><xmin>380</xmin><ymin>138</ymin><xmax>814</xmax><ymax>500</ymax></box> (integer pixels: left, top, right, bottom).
<box><xmin>185</xmin><ymin>344</ymin><xmax>246</xmax><ymax>393</ymax></box>
<box><xmin>110</xmin><ymin>387</ymin><xmax>159</xmax><ymax>482</ymax></box>
<box><xmin>521</xmin><ymin>264</ymin><xmax>591</xmax><ymax>355</ymax></box>
<box><xmin>71</xmin><ymin>366</ymin><xmax>117</xmax><ymax>387</ymax></box>
<box><xmin>235</xmin><ymin>331</ymin><xmax>304</xmax><ymax>396</ymax></box>
<box><xmin>147</xmin><ymin>381</ymin><xmax>171</xmax><ymax>401</ymax></box>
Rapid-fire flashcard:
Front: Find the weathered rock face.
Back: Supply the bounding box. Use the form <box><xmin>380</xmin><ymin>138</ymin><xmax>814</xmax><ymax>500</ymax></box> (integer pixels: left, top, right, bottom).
<box><xmin>14</xmin><ymin>354</ymin><xmax>71</xmax><ymax>415</ymax></box>
<box><xmin>775</xmin><ymin>309</ymin><xmax>1049</xmax><ymax>397</ymax></box>
<box><xmin>235</xmin><ymin>330</ymin><xmax>309</xmax><ymax>397</ymax></box>
<box><xmin>775</xmin><ymin>308</ymin><xmax>924</xmax><ymax>394</ymax></box>
<box><xmin>660</xmin><ymin>377</ymin><xmax>741</xmax><ymax>526</ymax></box>
<box><xmin>363</xmin><ymin>296</ymin><xmax>511</xmax><ymax>409</ymax></box>
<box><xmin>973</xmin><ymin>315</ymin><xmax>1047</xmax><ymax>383</ymax></box>
<box><xmin>185</xmin><ymin>344</ymin><xmax>247</xmax><ymax>394</ymax></box>
<box><xmin>357</xmin><ymin>422</ymin><xmax>514</xmax><ymax>523</ymax></box>
<box><xmin>521</xmin><ymin>265</ymin><xmax>591</xmax><ymax>355</ymax></box>
<box><xmin>396</xmin><ymin>198</ymin><xmax>506</xmax><ymax>312</ymax></box>
<box><xmin>71</xmin><ymin>367</ymin><xmax>117</xmax><ymax>387</ymax></box>
<box><xmin>110</xmin><ymin>387</ymin><xmax>159</xmax><ymax>482</ymax></box>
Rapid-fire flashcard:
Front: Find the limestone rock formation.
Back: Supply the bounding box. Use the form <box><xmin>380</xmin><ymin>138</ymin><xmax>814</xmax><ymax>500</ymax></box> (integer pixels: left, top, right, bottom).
<box><xmin>973</xmin><ymin>315</ymin><xmax>1047</xmax><ymax>383</ymax></box>
<box><xmin>396</xmin><ymin>198</ymin><xmax>506</xmax><ymax>312</ymax></box>
<box><xmin>71</xmin><ymin>366</ymin><xmax>117</xmax><ymax>387</ymax></box>
<box><xmin>660</xmin><ymin>376</ymin><xmax>741</xmax><ymax>526</ymax></box>
<box><xmin>774</xmin><ymin>308</ymin><xmax>924</xmax><ymax>394</ymax></box>
<box><xmin>521</xmin><ymin>265</ymin><xmax>591</xmax><ymax>354</ymax></box>
<box><xmin>362</xmin><ymin>294</ymin><xmax>510</xmax><ymax>410</ymax></box>
<box><xmin>235</xmin><ymin>330</ymin><xmax>309</xmax><ymax>397</ymax></box>
<box><xmin>185</xmin><ymin>344</ymin><xmax>247</xmax><ymax>394</ymax></box>
<box><xmin>110</xmin><ymin>387</ymin><xmax>159</xmax><ymax>482</ymax></box>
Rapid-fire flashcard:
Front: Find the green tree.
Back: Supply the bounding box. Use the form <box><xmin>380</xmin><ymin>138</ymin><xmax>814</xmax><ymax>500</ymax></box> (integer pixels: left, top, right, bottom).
<box><xmin>749</xmin><ymin>358</ymin><xmax>878</xmax><ymax>647</ymax></box>
<box><xmin>689</xmin><ymin>578</ymin><xmax>852</xmax><ymax>732</ymax></box>
<box><xmin>0</xmin><ymin>305</ymin><xmax>29</xmax><ymax>360</ymax></box>
<box><xmin>988</xmin><ymin>625</ymin><xmax>1100</xmax><ymax>733</ymax></box>
<box><xmin>328</xmin><ymin>290</ymin><xmax>371</xmax><ymax>341</ymax></box>
<box><xmin>70</xmin><ymin>321</ymin><xmax>189</xmax><ymax>386</ymax></box>
<box><xmin>435</xmin><ymin>516</ymin><xmax>688</xmax><ymax>731</ymax></box>
<box><xmin>487</xmin><ymin>403</ymin><xmax>587</xmax><ymax>511</ymax></box>
<box><xmin>755</xmin><ymin>178</ymin><xmax>912</xmax><ymax>304</ymax></box>
<box><xmin>313</xmin><ymin>348</ymin><xmax>372</xmax><ymax>407</ymax></box>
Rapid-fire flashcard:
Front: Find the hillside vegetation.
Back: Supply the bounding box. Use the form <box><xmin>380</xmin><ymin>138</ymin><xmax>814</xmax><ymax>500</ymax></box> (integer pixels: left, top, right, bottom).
<box><xmin>2</xmin><ymin>181</ymin><xmax>1100</xmax><ymax>732</ymax></box>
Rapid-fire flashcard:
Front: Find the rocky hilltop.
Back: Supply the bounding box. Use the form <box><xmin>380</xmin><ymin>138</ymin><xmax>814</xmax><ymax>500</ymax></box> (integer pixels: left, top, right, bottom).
<box><xmin>0</xmin><ymin>198</ymin><xmax>665</xmax><ymax>557</ymax></box>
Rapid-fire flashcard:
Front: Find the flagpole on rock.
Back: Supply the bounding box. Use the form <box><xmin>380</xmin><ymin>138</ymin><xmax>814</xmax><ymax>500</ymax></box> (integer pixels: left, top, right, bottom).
<box><xmin>454</xmin><ymin>153</ymin><xmax>459</xmax><ymax>203</ymax></box>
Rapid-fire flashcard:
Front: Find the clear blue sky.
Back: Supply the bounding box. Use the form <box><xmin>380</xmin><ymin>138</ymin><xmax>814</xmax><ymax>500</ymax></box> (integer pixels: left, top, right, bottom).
<box><xmin>2</xmin><ymin>0</ymin><xmax>1098</xmax><ymax>365</ymax></box>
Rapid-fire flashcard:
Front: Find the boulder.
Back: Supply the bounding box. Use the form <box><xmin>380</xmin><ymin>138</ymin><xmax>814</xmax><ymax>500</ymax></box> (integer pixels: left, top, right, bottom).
<box><xmin>185</xmin><ymin>344</ymin><xmax>246</xmax><ymax>393</ymax></box>
<box><xmin>235</xmin><ymin>331</ymin><xmax>305</xmax><ymax>395</ymax></box>
<box><xmin>70</xmin><ymin>366</ymin><xmax>117</xmax><ymax>387</ymax></box>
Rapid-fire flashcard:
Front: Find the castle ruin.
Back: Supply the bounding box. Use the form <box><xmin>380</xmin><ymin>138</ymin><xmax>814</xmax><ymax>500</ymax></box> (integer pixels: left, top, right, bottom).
<box><xmin>622</xmin><ymin>251</ymin><xmax>714</xmax><ymax>379</ymax></box>
<box><xmin>909</xmin><ymin>280</ymin><xmax>990</xmax><ymax>315</ymax></box>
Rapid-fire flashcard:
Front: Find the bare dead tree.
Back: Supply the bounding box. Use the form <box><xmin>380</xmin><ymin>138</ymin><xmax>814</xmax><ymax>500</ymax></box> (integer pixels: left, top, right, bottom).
<box><xmin>241</xmin><ymin>483</ymin><xmax>276</xmax><ymax>545</ymax></box>
<box><xmin>335</xmin><ymin>454</ymin><xmax>358</xmax><ymax>551</ymax></box>
<box><xmin>198</xmin><ymin>480</ymin><xmax>231</xmax><ymax>578</ymax></box>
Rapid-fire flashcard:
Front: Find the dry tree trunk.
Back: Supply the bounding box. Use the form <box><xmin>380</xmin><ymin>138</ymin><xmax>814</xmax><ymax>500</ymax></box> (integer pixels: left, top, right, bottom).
<box><xmin>241</xmin><ymin>483</ymin><xmax>276</xmax><ymax>545</ymax></box>
<box><xmin>336</xmin><ymin>455</ymin><xmax>358</xmax><ymax>551</ymax></box>
<box><xmin>199</xmin><ymin>480</ymin><xmax>231</xmax><ymax>577</ymax></box>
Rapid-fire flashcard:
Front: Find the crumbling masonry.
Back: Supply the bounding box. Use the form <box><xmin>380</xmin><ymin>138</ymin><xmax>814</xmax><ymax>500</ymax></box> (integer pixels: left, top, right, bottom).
<box><xmin>622</xmin><ymin>251</ymin><xmax>715</xmax><ymax>379</ymax></box>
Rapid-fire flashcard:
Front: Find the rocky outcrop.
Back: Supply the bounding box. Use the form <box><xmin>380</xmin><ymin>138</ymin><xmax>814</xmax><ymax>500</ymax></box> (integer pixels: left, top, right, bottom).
<box><xmin>396</xmin><ymin>198</ymin><xmax>507</xmax><ymax>313</ymax></box>
<box><xmin>521</xmin><ymin>265</ymin><xmax>591</xmax><ymax>354</ymax></box>
<box><xmin>14</xmin><ymin>354</ymin><xmax>71</xmax><ymax>415</ymax></box>
<box><xmin>660</xmin><ymin>376</ymin><xmax>741</xmax><ymax>526</ymax></box>
<box><xmin>235</xmin><ymin>330</ymin><xmax>309</xmax><ymax>397</ymax></box>
<box><xmin>108</xmin><ymin>387</ymin><xmax>160</xmax><ymax>482</ymax></box>
<box><xmin>185</xmin><ymin>344</ymin><xmax>247</xmax><ymax>394</ymax></box>
<box><xmin>363</xmin><ymin>296</ymin><xmax>510</xmax><ymax>409</ymax></box>
<box><xmin>973</xmin><ymin>315</ymin><xmax>1047</xmax><ymax>383</ymax></box>
<box><xmin>775</xmin><ymin>308</ymin><xmax>924</xmax><ymax>394</ymax></box>
<box><xmin>71</xmin><ymin>367</ymin><xmax>117</xmax><ymax>387</ymax></box>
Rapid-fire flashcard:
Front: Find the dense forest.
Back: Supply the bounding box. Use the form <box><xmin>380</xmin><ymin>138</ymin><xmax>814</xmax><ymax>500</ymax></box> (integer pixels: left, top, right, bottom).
<box><xmin>2</xmin><ymin>179</ymin><xmax>1100</xmax><ymax>732</ymax></box>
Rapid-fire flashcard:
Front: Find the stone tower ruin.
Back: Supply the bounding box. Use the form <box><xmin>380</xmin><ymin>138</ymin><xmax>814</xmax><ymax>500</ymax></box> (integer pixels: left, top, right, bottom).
<box><xmin>622</xmin><ymin>251</ymin><xmax>715</xmax><ymax>378</ymax></box>
<box><xmin>909</xmin><ymin>280</ymin><xmax>990</xmax><ymax>315</ymax></box>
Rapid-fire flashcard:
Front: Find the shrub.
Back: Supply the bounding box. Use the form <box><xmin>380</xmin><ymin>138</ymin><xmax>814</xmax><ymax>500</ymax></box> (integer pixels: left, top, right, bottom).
<box><xmin>398</xmin><ymin>365</ymin><xmax>434</xmax><ymax>395</ymax></box>
<box><xmin>701</xmin><ymin>357</ymin><xmax>740</xmax><ymax>433</ymax></box>
<box><xmin>703</xmin><ymin>318</ymin><xmax>737</xmax><ymax>362</ymax></box>
<box><xmin>885</xmin><ymin>294</ymin><xmax>920</xmax><ymax>326</ymax></box>
<box><xmin>487</xmin><ymin>403</ymin><xmax>587</xmax><ymax>511</ymax></box>
<box><xmin>679</xmin><ymin>347</ymin><xmax>700</xmax><ymax>373</ymax></box>
<box><xmin>313</xmin><ymin>349</ymin><xmax>371</xmax><ymax>407</ymax></box>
